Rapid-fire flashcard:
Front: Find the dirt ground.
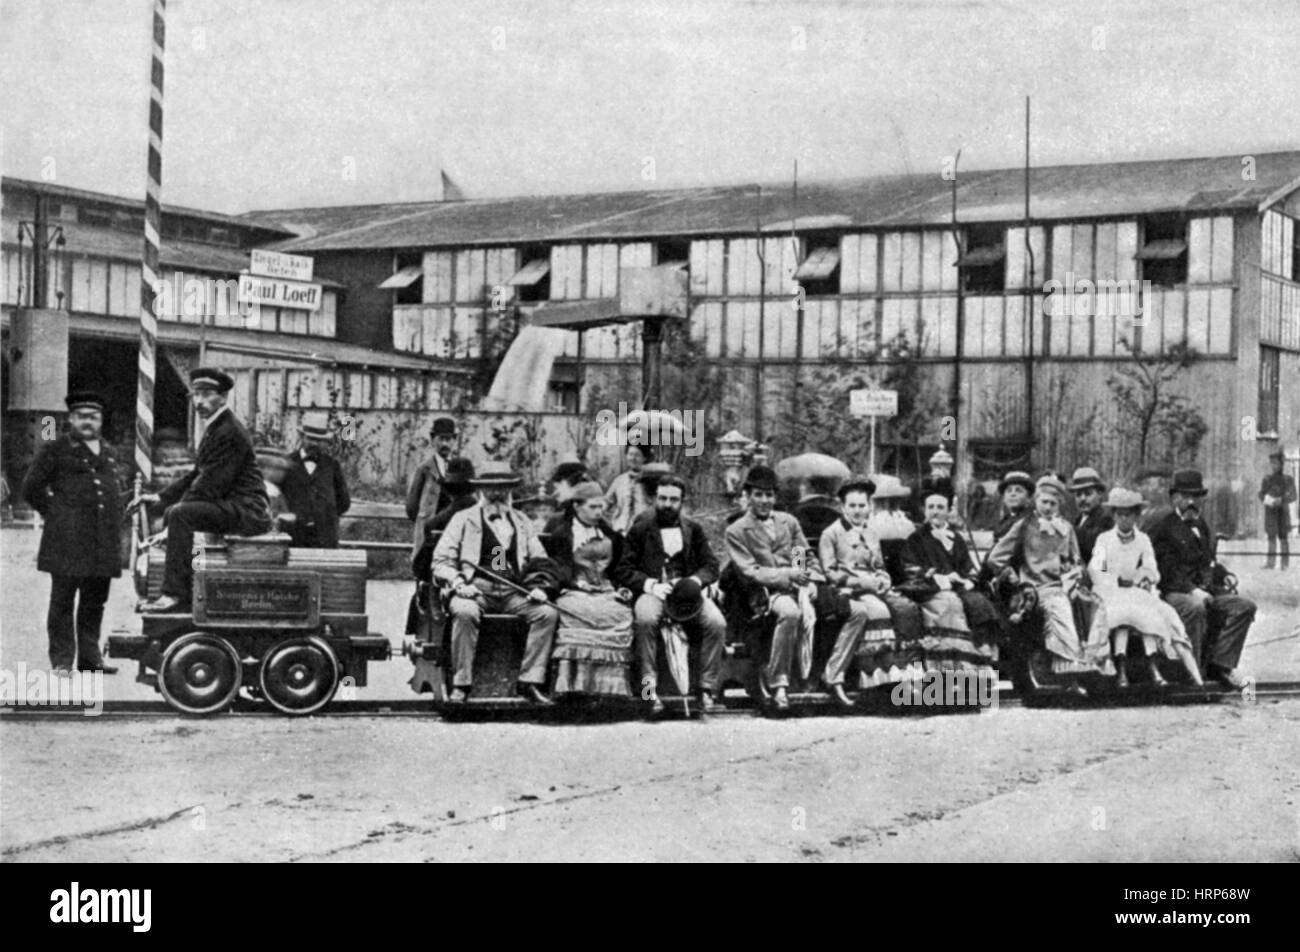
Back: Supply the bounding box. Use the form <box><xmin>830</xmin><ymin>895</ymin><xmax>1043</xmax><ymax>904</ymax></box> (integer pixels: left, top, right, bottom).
<box><xmin>2</xmin><ymin>527</ymin><xmax>1298</xmax><ymax>862</ymax></box>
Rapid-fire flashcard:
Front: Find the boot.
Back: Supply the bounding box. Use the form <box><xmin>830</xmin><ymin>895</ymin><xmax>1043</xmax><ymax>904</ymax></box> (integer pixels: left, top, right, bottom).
<box><xmin>1114</xmin><ymin>654</ymin><xmax>1129</xmax><ymax>689</ymax></box>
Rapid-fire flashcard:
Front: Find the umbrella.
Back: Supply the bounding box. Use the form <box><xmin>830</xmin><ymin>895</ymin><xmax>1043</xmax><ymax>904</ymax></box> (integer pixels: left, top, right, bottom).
<box><xmin>660</xmin><ymin>620</ymin><xmax>692</xmax><ymax>696</ymax></box>
<box><xmin>776</xmin><ymin>453</ymin><xmax>852</xmax><ymax>493</ymax></box>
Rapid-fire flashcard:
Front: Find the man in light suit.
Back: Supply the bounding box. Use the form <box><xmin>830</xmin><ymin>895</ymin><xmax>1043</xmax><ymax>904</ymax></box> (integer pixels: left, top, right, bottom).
<box><xmin>431</xmin><ymin>462</ymin><xmax>557</xmax><ymax>705</ymax></box>
<box><xmin>724</xmin><ymin>465</ymin><xmax>820</xmax><ymax>711</ymax></box>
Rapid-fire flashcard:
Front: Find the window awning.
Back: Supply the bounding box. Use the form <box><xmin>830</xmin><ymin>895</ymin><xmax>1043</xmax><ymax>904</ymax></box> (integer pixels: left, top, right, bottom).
<box><xmin>795</xmin><ymin>246</ymin><xmax>841</xmax><ymax>280</ymax></box>
<box><xmin>507</xmin><ymin>258</ymin><xmax>551</xmax><ymax>286</ymax></box>
<box><xmin>377</xmin><ymin>265</ymin><xmax>423</xmax><ymax>289</ymax></box>
<box><xmin>955</xmin><ymin>244</ymin><xmax>1006</xmax><ymax>268</ymax></box>
<box><xmin>1136</xmin><ymin>239</ymin><xmax>1187</xmax><ymax>260</ymax></box>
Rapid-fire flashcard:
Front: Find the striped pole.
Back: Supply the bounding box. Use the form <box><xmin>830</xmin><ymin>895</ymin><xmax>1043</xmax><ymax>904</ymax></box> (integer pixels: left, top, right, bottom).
<box><xmin>135</xmin><ymin>0</ymin><xmax>166</xmax><ymax>484</ymax></box>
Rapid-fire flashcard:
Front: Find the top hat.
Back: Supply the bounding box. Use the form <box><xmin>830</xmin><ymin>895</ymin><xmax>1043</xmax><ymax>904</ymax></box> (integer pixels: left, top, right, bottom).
<box><xmin>471</xmin><ymin>462</ymin><xmax>523</xmax><ymax>489</ymax></box>
<box><xmin>742</xmin><ymin>465</ymin><xmax>779</xmax><ymax>493</ymax></box>
<box><xmin>189</xmin><ymin>367</ymin><xmax>234</xmax><ymax>393</ymax></box>
<box><xmin>430</xmin><ymin>417</ymin><xmax>456</xmax><ymax>438</ymax></box>
<box><xmin>665</xmin><ymin>577</ymin><xmax>705</xmax><ymax>623</ymax></box>
<box><xmin>64</xmin><ymin>390</ymin><xmax>106</xmax><ymax>413</ymax></box>
<box><xmin>1102</xmin><ymin>487</ymin><xmax>1145</xmax><ymax>510</ymax></box>
<box><xmin>1068</xmin><ymin>466</ymin><xmax>1106</xmax><ymax>492</ymax></box>
<box><xmin>998</xmin><ymin>471</ymin><xmax>1035</xmax><ymax>494</ymax></box>
<box><xmin>443</xmin><ymin>457</ymin><xmax>476</xmax><ymax>488</ymax></box>
<box><xmin>1170</xmin><ymin>469</ymin><xmax>1209</xmax><ymax>496</ymax></box>
<box><xmin>300</xmin><ymin>410</ymin><xmax>331</xmax><ymax>440</ymax></box>
<box><xmin>837</xmin><ymin>476</ymin><xmax>877</xmax><ymax>501</ymax></box>
<box><xmin>1035</xmin><ymin>474</ymin><xmax>1069</xmax><ymax>499</ymax></box>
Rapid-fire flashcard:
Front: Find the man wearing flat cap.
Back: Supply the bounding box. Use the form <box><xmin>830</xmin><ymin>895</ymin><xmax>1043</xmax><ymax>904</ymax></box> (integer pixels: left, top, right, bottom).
<box><xmin>1258</xmin><ymin>450</ymin><xmax>1295</xmax><ymax>570</ymax></box>
<box><xmin>431</xmin><ymin>462</ymin><xmax>558</xmax><ymax>705</ymax></box>
<box><xmin>134</xmin><ymin>368</ymin><xmax>271</xmax><ymax>612</ymax></box>
<box><xmin>21</xmin><ymin>391</ymin><xmax>124</xmax><ymax>674</ymax></box>
<box><xmin>1069</xmin><ymin>466</ymin><xmax>1113</xmax><ymax>565</ymax></box>
<box><xmin>1148</xmin><ymin>470</ymin><xmax>1256</xmax><ymax>688</ymax></box>
<box><xmin>406</xmin><ymin>416</ymin><xmax>458</xmax><ymax>558</ymax></box>
<box><xmin>281</xmin><ymin>410</ymin><xmax>351</xmax><ymax>548</ymax></box>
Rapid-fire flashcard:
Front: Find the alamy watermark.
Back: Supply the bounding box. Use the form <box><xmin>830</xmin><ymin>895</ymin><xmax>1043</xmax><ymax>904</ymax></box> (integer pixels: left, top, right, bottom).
<box><xmin>1</xmin><ymin>664</ymin><xmax>103</xmax><ymax>716</ymax></box>
<box><xmin>890</xmin><ymin>669</ymin><xmax>998</xmax><ymax>710</ymax></box>
<box><xmin>1042</xmin><ymin>274</ymin><xmax>1152</xmax><ymax>323</ymax></box>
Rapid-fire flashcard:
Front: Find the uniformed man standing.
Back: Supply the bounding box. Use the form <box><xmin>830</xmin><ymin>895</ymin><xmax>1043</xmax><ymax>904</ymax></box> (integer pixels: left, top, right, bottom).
<box><xmin>281</xmin><ymin>411</ymin><xmax>351</xmax><ymax>548</ymax></box>
<box><xmin>1259</xmin><ymin>450</ymin><xmax>1296</xmax><ymax>569</ymax></box>
<box><xmin>21</xmin><ymin>391</ymin><xmax>123</xmax><ymax>674</ymax></box>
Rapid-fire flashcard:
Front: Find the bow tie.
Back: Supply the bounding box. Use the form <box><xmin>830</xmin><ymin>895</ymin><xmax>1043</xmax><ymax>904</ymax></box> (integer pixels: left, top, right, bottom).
<box><xmin>487</xmin><ymin>512</ymin><xmax>504</xmax><ymax>521</ymax></box>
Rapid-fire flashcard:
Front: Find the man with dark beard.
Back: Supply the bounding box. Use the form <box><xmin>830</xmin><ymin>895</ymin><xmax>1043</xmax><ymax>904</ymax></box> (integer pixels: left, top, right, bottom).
<box><xmin>613</xmin><ymin>473</ymin><xmax>724</xmax><ymax>716</ymax></box>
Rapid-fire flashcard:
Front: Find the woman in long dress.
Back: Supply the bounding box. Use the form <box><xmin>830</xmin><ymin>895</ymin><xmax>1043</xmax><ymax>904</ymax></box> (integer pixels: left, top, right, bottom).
<box><xmin>1088</xmin><ymin>488</ymin><xmax>1203</xmax><ymax>687</ymax></box>
<box><xmin>543</xmin><ymin>482</ymin><xmax>635</xmax><ymax>697</ymax></box>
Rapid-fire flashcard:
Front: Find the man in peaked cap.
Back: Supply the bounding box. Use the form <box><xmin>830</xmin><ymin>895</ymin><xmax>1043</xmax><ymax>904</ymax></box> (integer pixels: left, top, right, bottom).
<box><xmin>134</xmin><ymin>368</ymin><xmax>271</xmax><ymax>612</ymax></box>
<box><xmin>21</xmin><ymin>391</ymin><xmax>124</xmax><ymax>674</ymax></box>
<box><xmin>1069</xmin><ymin>466</ymin><xmax>1113</xmax><ymax>565</ymax></box>
<box><xmin>1259</xmin><ymin>449</ymin><xmax>1295</xmax><ymax>569</ymax></box>
<box><xmin>1147</xmin><ymin>470</ymin><xmax>1256</xmax><ymax>689</ymax></box>
<box><xmin>406</xmin><ymin>416</ymin><xmax>458</xmax><ymax>558</ymax></box>
<box><xmin>281</xmin><ymin>411</ymin><xmax>351</xmax><ymax>549</ymax></box>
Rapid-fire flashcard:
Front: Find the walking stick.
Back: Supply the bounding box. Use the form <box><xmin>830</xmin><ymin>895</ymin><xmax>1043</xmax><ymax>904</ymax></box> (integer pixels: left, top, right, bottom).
<box><xmin>457</xmin><ymin>560</ymin><xmax>606</xmax><ymax>629</ymax></box>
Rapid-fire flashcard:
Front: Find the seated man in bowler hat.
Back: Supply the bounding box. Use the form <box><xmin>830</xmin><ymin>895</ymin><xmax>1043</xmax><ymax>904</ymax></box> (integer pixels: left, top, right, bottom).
<box><xmin>134</xmin><ymin>368</ymin><xmax>271</xmax><ymax>612</ymax></box>
<box><xmin>431</xmin><ymin>462</ymin><xmax>558</xmax><ymax>705</ymax></box>
<box><xmin>1147</xmin><ymin>469</ymin><xmax>1256</xmax><ymax>689</ymax></box>
<box><xmin>1069</xmin><ymin>466</ymin><xmax>1113</xmax><ymax>566</ymax></box>
<box><xmin>612</xmin><ymin>472</ymin><xmax>724</xmax><ymax>716</ymax></box>
<box><xmin>21</xmin><ymin>390</ymin><xmax>124</xmax><ymax>674</ymax></box>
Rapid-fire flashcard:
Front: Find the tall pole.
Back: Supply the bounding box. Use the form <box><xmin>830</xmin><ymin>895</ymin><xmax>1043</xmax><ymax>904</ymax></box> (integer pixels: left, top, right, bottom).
<box><xmin>135</xmin><ymin>0</ymin><xmax>166</xmax><ymax>484</ymax></box>
<box><xmin>1023</xmin><ymin>96</ymin><xmax>1035</xmax><ymax>457</ymax></box>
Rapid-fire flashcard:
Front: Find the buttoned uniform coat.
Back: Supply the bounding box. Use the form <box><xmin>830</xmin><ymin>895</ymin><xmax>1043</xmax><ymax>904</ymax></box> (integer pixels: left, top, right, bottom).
<box><xmin>157</xmin><ymin>409</ymin><xmax>271</xmax><ymax>533</ymax></box>
<box><xmin>612</xmin><ymin>509</ymin><xmax>720</xmax><ymax>594</ymax></box>
<box><xmin>22</xmin><ymin>435</ymin><xmax>124</xmax><ymax>577</ymax></box>
<box><xmin>281</xmin><ymin>450</ymin><xmax>351</xmax><ymax>548</ymax></box>
<box><xmin>431</xmin><ymin>502</ymin><xmax>549</xmax><ymax>588</ymax></box>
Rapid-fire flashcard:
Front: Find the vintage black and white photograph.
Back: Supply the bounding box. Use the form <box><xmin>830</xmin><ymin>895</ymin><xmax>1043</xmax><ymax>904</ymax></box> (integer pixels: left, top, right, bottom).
<box><xmin>1</xmin><ymin>0</ymin><xmax>1298</xmax><ymax>874</ymax></box>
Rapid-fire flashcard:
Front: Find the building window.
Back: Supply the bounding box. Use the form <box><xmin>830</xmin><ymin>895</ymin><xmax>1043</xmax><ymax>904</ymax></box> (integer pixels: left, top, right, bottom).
<box><xmin>1138</xmin><ymin>216</ymin><xmax>1188</xmax><ymax>288</ymax></box>
<box><xmin>79</xmin><ymin>206</ymin><xmax>113</xmax><ymax>228</ymax></box>
<box><xmin>654</xmin><ymin>239</ymin><xmax>690</xmax><ymax>267</ymax></box>
<box><xmin>1292</xmin><ymin>219</ymin><xmax>1300</xmax><ymax>281</ymax></box>
<box><xmin>208</xmin><ymin>227</ymin><xmax>236</xmax><ymax>247</ymax></box>
<box><xmin>957</xmin><ymin>223</ymin><xmax>1006</xmax><ymax>293</ymax></box>
<box><xmin>794</xmin><ymin>233</ymin><xmax>841</xmax><ymax>296</ymax></box>
<box><xmin>1259</xmin><ymin>345</ymin><xmax>1280</xmax><ymax>436</ymax></box>
<box><xmin>384</xmin><ymin>252</ymin><xmax>424</xmax><ymax>305</ymax></box>
<box><xmin>511</xmin><ymin>244</ymin><xmax>551</xmax><ymax>303</ymax></box>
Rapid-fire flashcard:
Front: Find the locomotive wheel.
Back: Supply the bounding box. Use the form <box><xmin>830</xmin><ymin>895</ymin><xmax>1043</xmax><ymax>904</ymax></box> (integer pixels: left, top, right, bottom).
<box><xmin>259</xmin><ymin>636</ymin><xmax>340</xmax><ymax>715</ymax></box>
<box><xmin>158</xmin><ymin>633</ymin><xmax>243</xmax><ymax>715</ymax></box>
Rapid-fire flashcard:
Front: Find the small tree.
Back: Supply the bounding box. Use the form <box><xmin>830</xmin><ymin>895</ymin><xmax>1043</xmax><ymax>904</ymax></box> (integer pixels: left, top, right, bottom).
<box><xmin>1107</xmin><ymin>340</ymin><xmax>1207</xmax><ymax>476</ymax></box>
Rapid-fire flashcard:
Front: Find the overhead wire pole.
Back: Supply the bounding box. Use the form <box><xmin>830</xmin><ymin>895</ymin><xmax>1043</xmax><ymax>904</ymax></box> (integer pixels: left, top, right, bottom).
<box><xmin>1023</xmin><ymin>96</ymin><xmax>1035</xmax><ymax>460</ymax></box>
<box><xmin>135</xmin><ymin>0</ymin><xmax>166</xmax><ymax>485</ymax></box>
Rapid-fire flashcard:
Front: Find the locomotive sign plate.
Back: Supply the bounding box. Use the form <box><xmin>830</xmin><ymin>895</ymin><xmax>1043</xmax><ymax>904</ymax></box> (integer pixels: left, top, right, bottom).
<box><xmin>193</xmin><ymin>570</ymin><xmax>321</xmax><ymax>628</ymax></box>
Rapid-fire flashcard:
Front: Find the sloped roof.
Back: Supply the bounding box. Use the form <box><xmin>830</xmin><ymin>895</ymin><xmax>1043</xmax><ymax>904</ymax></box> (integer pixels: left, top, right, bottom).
<box><xmin>247</xmin><ymin>150</ymin><xmax>1300</xmax><ymax>253</ymax></box>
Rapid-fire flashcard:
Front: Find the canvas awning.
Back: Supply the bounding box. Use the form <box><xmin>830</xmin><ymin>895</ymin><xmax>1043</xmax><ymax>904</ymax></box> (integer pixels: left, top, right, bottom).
<box><xmin>1136</xmin><ymin>239</ymin><xmax>1188</xmax><ymax>260</ymax></box>
<box><xmin>794</xmin><ymin>246</ymin><xmax>841</xmax><ymax>280</ymax></box>
<box><xmin>507</xmin><ymin>258</ymin><xmax>551</xmax><ymax>286</ymax></box>
<box><xmin>377</xmin><ymin>265</ymin><xmax>423</xmax><ymax>289</ymax></box>
<box><xmin>955</xmin><ymin>244</ymin><xmax>1006</xmax><ymax>268</ymax></box>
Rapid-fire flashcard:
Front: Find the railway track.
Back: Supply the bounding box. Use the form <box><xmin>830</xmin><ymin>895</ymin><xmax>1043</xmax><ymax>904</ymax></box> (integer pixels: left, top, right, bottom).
<box><xmin>3</xmin><ymin>681</ymin><xmax>1298</xmax><ymax>720</ymax></box>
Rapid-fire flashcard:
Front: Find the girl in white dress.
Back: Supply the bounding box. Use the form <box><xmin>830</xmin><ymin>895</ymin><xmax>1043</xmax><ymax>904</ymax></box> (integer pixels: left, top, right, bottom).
<box><xmin>1088</xmin><ymin>488</ymin><xmax>1204</xmax><ymax>687</ymax></box>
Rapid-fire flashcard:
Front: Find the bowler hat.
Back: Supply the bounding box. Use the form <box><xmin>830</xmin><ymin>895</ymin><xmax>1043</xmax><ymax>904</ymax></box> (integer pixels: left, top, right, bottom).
<box><xmin>1068</xmin><ymin>466</ymin><xmax>1106</xmax><ymax>492</ymax></box>
<box><xmin>430</xmin><ymin>417</ymin><xmax>456</xmax><ymax>438</ymax></box>
<box><xmin>551</xmin><ymin>461</ymin><xmax>590</xmax><ymax>485</ymax></box>
<box><xmin>742</xmin><ymin>465</ymin><xmax>779</xmax><ymax>493</ymax></box>
<box><xmin>665</xmin><ymin>577</ymin><xmax>705</xmax><ymax>623</ymax></box>
<box><xmin>471</xmin><ymin>462</ymin><xmax>523</xmax><ymax>488</ymax></box>
<box><xmin>64</xmin><ymin>390</ymin><xmax>106</xmax><ymax>413</ymax></box>
<box><xmin>189</xmin><ymin>367</ymin><xmax>234</xmax><ymax>393</ymax></box>
<box><xmin>998</xmin><ymin>471</ymin><xmax>1035</xmax><ymax>494</ymax></box>
<box><xmin>1102</xmin><ymin>487</ymin><xmax>1144</xmax><ymax>511</ymax></box>
<box><xmin>837</xmin><ymin>476</ymin><xmax>877</xmax><ymax>501</ymax></box>
<box><xmin>443</xmin><ymin>457</ymin><xmax>476</xmax><ymax>487</ymax></box>
<box><xmin>300</xmin><ymin>410</ymin><xmax>331</xmax><ymax>439</ymax></box>
<box><xmin>1170</xmin><ymin>469</ymin><xmax>1208</xmax><ymax>496</ymax></box>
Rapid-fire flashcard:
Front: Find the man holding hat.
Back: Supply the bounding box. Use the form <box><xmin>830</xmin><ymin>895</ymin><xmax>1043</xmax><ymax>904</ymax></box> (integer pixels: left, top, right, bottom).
<box><xmin>1148</xmin><ymin>470</ymin><xmax>1256</xmax><ymax>688</ymax></box>
<box><xmin>1069</xmin><ymin>466</ymin><xmax>1113</xmax><ymax>565</ymax></box>
<box><xmin>281</xmin><ymin>410</ymin><xmax>351</xmax><ymax>548</ymax></box>
<box><xmin>724</xmin><ymin>464</ymin><xmax>821</xmax><ymax>711</ymax></box>
<box><xmin>135</xmin><ymin>368</ymin><xmax>271</xmax><ymax>612</ymax></box>
<box><xmin>613</xmin><ymin>472</ymin><xmax>724</xmax><ymax>715</ymax></box>
<box><xmin>1258</xmin><ymin>450</ymin><xmax>1295</xmax><ymax>569</ymax></box>
<box><xmin>431</xmin><ymin>462</ymin><xmax>558</xmax><ymax>704</ymax></box>
<box><xmin>406</xmin><ymin>416</ymin><xmax>458</xmax><ymax>557</ymax></box>
<box><xmin>21</xmin><ymin>391</ymin><xmax>124</xmax><ymax>674</ymax></box>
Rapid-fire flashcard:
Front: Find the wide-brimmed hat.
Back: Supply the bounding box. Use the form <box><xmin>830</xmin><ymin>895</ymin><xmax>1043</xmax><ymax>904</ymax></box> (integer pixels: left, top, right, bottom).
<box><xmin>929</xmin><ymin>449</ymin><xmax>954</xmax><ymax>467</ymax></box>
<box><xmin>472</xmin><ymin>463</ymin><xmax>523</xmax><ymax>488</ymax></box>
<box><xmin>1068</xmin><ymin>466</ymin><xmax>1106</xmax><ymax>492</ymax></box>
<box><xmin>430</xmin><ymin>417</ymin><xmax>456</xmax><ymax>438</ymax></box>
<box><xmin>837</xmin><ymin>476</ymin><xmax>877</xmax><ymax>501</ymax></box>
<box><xmin>444</xmin><ymin>457</ymin><xmax>476</xmax><ymax>488</ymax></box>
<box><xmin>65</xmin><ymin>390</ymin><xmax>106</xmax><ymax>413</ymax></box>
<box><xmin>1170</xmin><ymin>469</ymin><xmax>1208</xmax><ymax>496</ymax></box>
<box><xmin>1102</xmin><ymin>487</ymin><xmax>1144</xmax><ymax>511</ymax></box>
<box><xmin>870</xmin><ymin>474</ymin><xmax>912</xmax><ymax>499</ymax></box>
<box><xmin>300</xmin><ymin>410</ymin><xmax>331</xmax><ymax>439</ymax></box>
<box><xmin>998</xmin><ymin>471</ymin><xmax>1035</xmax><ymax>494</ymax></box>
<box><xmin>665</xmin><ymin>577</ymin><xmax>705</xmax><ymax>622</ymax></box>
<box><xmin>1035</xmin><ymin>475</ymin><xmax>1069</xmax><ymax>499</ymax></box>
<box><xmin>189</xmin><ymin>367</ymin><xmax>234</xmax><ymax>393</ymax></box>
<box><xmin>742</xmin><ymin>465</ymin><xmax>779</xmax><ymax>493</ymax></box>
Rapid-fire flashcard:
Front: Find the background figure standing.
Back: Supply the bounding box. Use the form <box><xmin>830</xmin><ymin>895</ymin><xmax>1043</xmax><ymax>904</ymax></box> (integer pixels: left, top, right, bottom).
<box><xmin>603</xmin><ymin>444</ymin><xmax>652</xmax><ymax>535</ymax></box>
<box><xmin>406</xmin><ymin>416</ymin><xmax>457</xmax><ymax>557</ymax></box>
<box><xmin>20</xmin><ymin>391</ymin><xmax>123</xmax><ymax>674</ymax></box>
<box><xmin>281</xmin><ymin>411</ymin><xmax>351</xmax><ymax>548</ymax></box>
<box><xmin>1259</xmin><ymin>450</ymin><xmax>1295</xmax><ymax>569</ymax></box>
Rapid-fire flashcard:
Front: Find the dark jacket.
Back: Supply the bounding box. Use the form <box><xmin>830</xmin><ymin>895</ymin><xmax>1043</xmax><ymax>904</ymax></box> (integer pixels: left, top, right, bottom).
<box><xmin>22</xmin><ymin>435</ymin><xmax>124</xmax><ymax>577</ymax></box>
<box><xmin>613</xmin><ymin>510</ymin><xmax>721</xmax><ymax>594</ymax></box>
<box><xmin>281</xmin><ymin>450</ymin><xmax>351</xmax><ymax>548</ymax></box>
<box><xmin>543</xmin><ymin>516</ymin><xmax>623</xmax><ymax>589</ymax></box>
<box><xmin>158</xmin><ymin>408</ymin><xmax>270</xmax><ymax>534</ymax></box>
<box><xmin>1074</xmin><ymin>507</ymin><xmax>1114</xmax><ymax>566</ymax></box>
<box><xmin>899</xmin><ymin>525</ymin><xmax>978</xmax><ymax>598</ymax></box>
<box><xmin>1148</xmin><ymin>509</ymin><xmax>1215</xmax><ymax>595</ymax></box>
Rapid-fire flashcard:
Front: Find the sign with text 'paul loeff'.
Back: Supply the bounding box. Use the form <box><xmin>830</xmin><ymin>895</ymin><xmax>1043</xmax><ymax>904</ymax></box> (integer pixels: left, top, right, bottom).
<box><xmin>238</xmin><ymin>272</ymin><xmax>323</xmax><ymax>311</ymax></box>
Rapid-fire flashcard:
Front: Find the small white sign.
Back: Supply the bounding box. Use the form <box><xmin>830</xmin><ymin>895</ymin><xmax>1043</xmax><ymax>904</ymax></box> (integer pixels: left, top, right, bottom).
<box><xmin>850</xmin><ymin>388</ymin><xmax>898</xmax><ymax>418</ymax></box>
<box><xmin>250</xmin><ymin>248</ymin><xmax>314</xmax><ymax>283</ymax></box>
<box><xmin>238</xmin><ymin>272</ymin><xmax>322</xmax><ymax>311</ymax></box>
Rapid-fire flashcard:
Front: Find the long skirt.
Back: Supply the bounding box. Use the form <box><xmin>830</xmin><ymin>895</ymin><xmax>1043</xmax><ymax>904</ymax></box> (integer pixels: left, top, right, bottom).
<box><xmin>1040</xmin><ymin>585</ymin><xmax>1112</xmax><ymax>674</ymax></box>
<box><xmin>1095</xmin><ymin>586</ymin><xmax>1193</xmax><ymax>658</ymax></box>
<box><xmin>894</xmin><ymin>590</ymin><xmax>998</xmax><ymax>685</ymax></box>
<box><xmin>551</xmin><ymin>591</ymin><xmax>634</xmax><ymax>697</ymax></box>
